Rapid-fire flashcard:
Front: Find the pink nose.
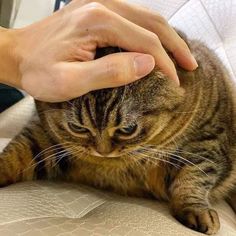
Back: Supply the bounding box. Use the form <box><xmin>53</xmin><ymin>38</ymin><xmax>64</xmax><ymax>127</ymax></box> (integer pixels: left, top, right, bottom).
<box><xmin>96</xmin><ymin>150</ymin><xmax>111</xmax><ymax>157</ymax></box>
<box><xmin>96</xmin><ymin>144</ymin><xmax>113</xmax><ymax>156</ymax></box>
<box><xmin>91</xmin><ymin>149</ymin><xmax>119</xmax><ymax>158</ymax></box>
<box><xmin>90</xmin><ymin>150</ymin><xmax>110</xmax><ymax>157</ymax></box>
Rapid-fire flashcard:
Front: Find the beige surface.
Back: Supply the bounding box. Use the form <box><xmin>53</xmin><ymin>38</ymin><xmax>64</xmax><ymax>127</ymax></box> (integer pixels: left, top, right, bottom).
<box><xmin>0</xmin><ymin>182</ymin><xmax>235</xmax><ymax>236</ymax></box>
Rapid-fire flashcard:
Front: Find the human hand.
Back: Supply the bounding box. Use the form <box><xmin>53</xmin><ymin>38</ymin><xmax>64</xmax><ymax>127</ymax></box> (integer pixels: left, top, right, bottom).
<box><xmin>13</xmin><ymin>0</ymin><xmax>197</xmax><ymax>102</ymax></box>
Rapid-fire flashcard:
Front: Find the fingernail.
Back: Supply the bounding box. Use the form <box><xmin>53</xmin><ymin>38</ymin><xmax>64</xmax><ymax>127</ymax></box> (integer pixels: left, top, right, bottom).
<box><xmin>190</xmin><ymin>54</ymin><xmax>198</xmax><ymax>69</ymax></box>
<box><xmin>134</xmin><ymin>54</ymin><xmax>155</xmax><ymax>79</ymax></box>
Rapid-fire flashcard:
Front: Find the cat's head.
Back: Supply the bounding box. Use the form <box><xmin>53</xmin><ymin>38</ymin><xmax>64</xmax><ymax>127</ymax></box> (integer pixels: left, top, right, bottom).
<box><xmin>36</xmin><ymin>70</ymin><xmax>185</xmax><ymax>158</ymax></box>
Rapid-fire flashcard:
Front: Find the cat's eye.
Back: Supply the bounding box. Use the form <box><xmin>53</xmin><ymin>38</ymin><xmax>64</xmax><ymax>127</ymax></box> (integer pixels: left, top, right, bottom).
<box><xmin>116</xmin><ymin>124</ymin><xmax>138</xmax><ymax>136</ymax></box>
<box><xmin>68</xmin><ymin>122</ymin><xmax>89</xmax><ymax>133</ymax></box>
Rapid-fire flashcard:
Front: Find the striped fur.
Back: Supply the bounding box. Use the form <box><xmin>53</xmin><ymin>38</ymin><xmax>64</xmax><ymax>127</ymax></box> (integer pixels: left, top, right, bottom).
<box><xmin>0</xmin><ymin>37</ymin><xmax>235</xmax><ymax>234</ymax></box>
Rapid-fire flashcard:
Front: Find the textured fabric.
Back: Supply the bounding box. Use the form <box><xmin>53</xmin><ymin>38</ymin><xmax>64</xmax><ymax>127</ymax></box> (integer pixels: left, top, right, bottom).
<box><xmin>0</xmin><ymin>0</ymin><xmax>236</xmax><ymax>235</ymax></box>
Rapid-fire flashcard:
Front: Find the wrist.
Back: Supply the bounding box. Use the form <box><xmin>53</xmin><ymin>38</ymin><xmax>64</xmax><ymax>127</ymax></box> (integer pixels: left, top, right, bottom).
<box><xmin>0</xmin><ymin>27</ymin><xmax>22</xmax><ymax>88</ymax></box>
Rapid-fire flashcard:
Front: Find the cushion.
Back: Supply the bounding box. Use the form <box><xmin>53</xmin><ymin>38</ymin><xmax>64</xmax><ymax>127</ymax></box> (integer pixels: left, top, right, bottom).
<box><xmin>0</xmin><ymin>0</ymin><xmax>235</xmax><ymax>235</ymax></box>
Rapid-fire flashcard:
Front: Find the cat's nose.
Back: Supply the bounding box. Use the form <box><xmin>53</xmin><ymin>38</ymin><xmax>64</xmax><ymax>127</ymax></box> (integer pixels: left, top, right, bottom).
<box><xmin>90</xmin><ymin>149</ymin><xmax>112</xmax><ymax>157</ymax></box>
<box><xmin>96</xmin><ymin>141</ymin><xmax>113</xmax><ymax>157</ymax></box>
<box><xmin>96</xmin><ymin>150</ymin><xmax>112</xmax><ymax>157</ymax></box>
<box><xmin>97</xmin><ymin>150</ymin><xmax>120</xmax><ymax>158</ymax></box>
<box><xmin>91</xmin><ymin>147</ymin><xmax>120</xmax><ymax>158</ymax></box>
<box><xmin>90</xmin><ymin>150</ymin><xmax>103</xmax><ymax>157</ymax></box>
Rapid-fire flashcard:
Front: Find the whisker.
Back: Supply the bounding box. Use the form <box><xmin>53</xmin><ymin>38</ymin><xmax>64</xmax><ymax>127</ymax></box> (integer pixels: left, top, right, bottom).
<box><xmin>29</xmin><ymin>142</ymin><xmax>73</xmax><ymax>166</ymax></box>
<box><xmin>138</xmin><ymin>149</ymin><xmax>187</xmax><ymax>168</ymax></box>
<box><xmin>143</xmin><ymin>145</ymin><xmax>215</xmax><ymax>164</ymax></box>
<box><xmin>24</xmin><ymin>146</ymin><xmax>87</xmax><ymax>174</ymax></box>
<box><xmin>133</xmin><ymin>150</ymin><xmax>181</xmax><ymax>169</ymax></box>
<box><xmin>139</xmin><ymin>146</ymin><xmax>209</xmax><ymax>176</ymax></box>
<box><xmin>24</xmin><ymin>148</ymin><xmax>70</xmax><ymax>172</ymax></box>
<box><xmin>170</xmin><ymin>149</ymin><xmax>215</xmax><ymax>164</ymax></box>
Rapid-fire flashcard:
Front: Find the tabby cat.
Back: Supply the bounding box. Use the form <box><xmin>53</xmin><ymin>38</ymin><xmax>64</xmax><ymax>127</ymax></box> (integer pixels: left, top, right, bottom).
<box><xmin>0</xmin><ymin>33</ymin><xmax>236</xmax><ymax>235</ymax></box>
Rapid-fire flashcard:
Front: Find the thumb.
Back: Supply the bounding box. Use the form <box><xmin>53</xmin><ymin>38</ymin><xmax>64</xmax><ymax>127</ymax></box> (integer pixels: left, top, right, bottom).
<box><xmin>69</xmin><ymin>52</ymin><xmax>155</xmax><ymax>92</ymax></box>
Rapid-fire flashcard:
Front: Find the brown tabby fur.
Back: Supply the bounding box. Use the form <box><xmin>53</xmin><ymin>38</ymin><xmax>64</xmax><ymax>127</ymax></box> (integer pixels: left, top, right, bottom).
<box><xmin>0</xmin><ymin>34</ymin><xmax>236</xmax><ymax>235</ymax></box>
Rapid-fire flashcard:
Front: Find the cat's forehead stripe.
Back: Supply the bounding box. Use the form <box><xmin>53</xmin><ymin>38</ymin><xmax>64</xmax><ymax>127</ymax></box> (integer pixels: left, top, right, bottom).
<box><xmin>76</xmin><ymin>103</ymin><xmax>84</xmax><ymax>125</ymax></box>
<box><xmin>79</xmin><ymin>88</ymin><xmax>124</xmax><ymax>129</ymax></box>
<box><xmin>84</xmin><ymin>98</ymin><xmax>96</xmax><ymax>128</ymax></box>
<box><xmin>102</xmin><ymin>90</ymin><xmax>122</xmax><ymax>128</ymax></box>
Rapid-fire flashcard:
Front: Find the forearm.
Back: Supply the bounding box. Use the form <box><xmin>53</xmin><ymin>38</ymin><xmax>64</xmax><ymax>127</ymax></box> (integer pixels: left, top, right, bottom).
<box><xmin>0</xmin><ymin>27</ymin><xmax>21</xmax><ymax>88</ymax></box>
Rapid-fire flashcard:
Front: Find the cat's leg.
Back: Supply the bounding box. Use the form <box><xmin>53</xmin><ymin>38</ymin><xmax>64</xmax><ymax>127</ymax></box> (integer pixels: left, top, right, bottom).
<box><xmin>0</xmin><ymin>122</ymin><xmax>54</xmax><ymax>187</ymax></box>
<box><xmin>167</xmin><ymin>143</ymin><xmax>229</xmax><ymax>235</ymax></box>
<box><xmin>225</xmin><ymin>147</ymin><xmax>236</xmax><ymax>214</ymax></box>
<box><xmin>169</xmin><ymin>167</ymin><xmax>220</xmax><ymax>235</ymax></box>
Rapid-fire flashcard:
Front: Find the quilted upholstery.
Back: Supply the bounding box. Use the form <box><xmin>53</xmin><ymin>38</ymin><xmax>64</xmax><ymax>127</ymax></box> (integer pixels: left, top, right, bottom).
<box><xmin>0</xmin><ymin>0</ymin><xmax>235</xmax><ymax>235</ymax></box>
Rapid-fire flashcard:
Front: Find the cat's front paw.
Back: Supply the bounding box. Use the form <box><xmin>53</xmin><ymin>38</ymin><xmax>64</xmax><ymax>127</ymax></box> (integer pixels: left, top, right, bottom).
<box><xmin>174</xmin><ymin>207</ymin><xmax>220</xmax><ymax>235</ymax></box>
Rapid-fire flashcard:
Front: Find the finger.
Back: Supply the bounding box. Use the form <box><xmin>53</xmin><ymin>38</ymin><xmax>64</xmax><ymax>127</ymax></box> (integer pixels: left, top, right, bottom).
<box><xmin>75</xmin><ymin>4</ymin><xmax>179</xmax><ymax>83</ymax></box>
<box><xmin>99</xmin><ymin>8</ymin><xmax>179</xmax><ymax>83</ymax></box>
<box><xmin>150</xmin><ymin>22</ymin><xmax>198</xmax><ymax>71</ymax></box>
<box><xmin>68</xmin><ymin>0</ymin><xmax>198</xmax><ymax>71</ymax></box>
<box><xmin>59</xmin><ymin>52</ymin><xmax>155</xmax><ymax>100</ymax></box>
<box><xmin>107</xmin><ymin>1</ymin><xmax>198</xmax><ymax>71</ymax></box>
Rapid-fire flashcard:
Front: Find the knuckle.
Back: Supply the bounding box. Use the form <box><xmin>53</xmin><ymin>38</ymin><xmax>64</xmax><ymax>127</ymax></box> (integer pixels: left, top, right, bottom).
<box><xmin>80</xmin><ymin>0</ymin><xmax>100</xmax><ymax>5</ymax></box>
<box><xmin>79</xmin><ymin>2</ymin><xmax>109</xmax><ymax>23</ymax></box>
<box><xmin>106</xmin><ymin>60</ymin><xmax>130</xmax><ymax>84</ymax></box>
<box><xmin>173</xmin><ymin>38</ymin><xmax>190</xmax><ymax>53</ymax></box>
<box><xmin>72</xmin><ymin>2</ymin><xmax>110</xmax><ymax>27</ymax></box>
<box><xmin>179</xmin><ymin>38</ymin><xmax>190</xmax><ymax>50</ymax></box>
<box><xmin>148</xmin><ymin>32</ymin><xmax>161</xmax><ymax>48</ymax></box>
<box><xmin>157</xmin><ymin>14</ymin><xmax>168</xmax><ymax>26</ymax></box>
<box><xmin>149</xmin><ymin>14</ymin><xmax>169</xmax><ymax>36</ymax></box>
<box><xmin>150</xmin><ymin>32</ymin><xmax>159</xmax><ymax>42</ymax></box>
<box><xmin>106</xmin><ymin>60</ymin><xmax>121</xmax><ymax>81</ymax></box>
<box><xmin>106</xmin><ymin>59</ymin><xmax>132</xmax><ymax>85</ymax></box>
<box><xmin>86</xmin><ymin>2</ymin><xmax>107</xmax><ymax>14</ymax></box>
<box><xmin>86</xmin><ymin>1</ymin><xmax>105</xmax><ymax>8</ymax></box>
<box><xmin>82</xmin><ymin>0</ymin><xmax>110</xmax><ymax>7</ymax></box>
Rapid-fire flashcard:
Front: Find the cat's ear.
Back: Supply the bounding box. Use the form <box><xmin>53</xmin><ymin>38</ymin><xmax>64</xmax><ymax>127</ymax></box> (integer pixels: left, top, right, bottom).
<box><xmin>126</xmin><ymin>70</ymin><xmax>185</xmax><ymax>113</ymax></box>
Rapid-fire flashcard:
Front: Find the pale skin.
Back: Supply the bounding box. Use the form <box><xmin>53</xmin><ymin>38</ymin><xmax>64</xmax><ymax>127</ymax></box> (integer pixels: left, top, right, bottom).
<box><xmin>0</xmin><ymin>0</ymin><xmax>198</xmax><ymax>102</ymax></box>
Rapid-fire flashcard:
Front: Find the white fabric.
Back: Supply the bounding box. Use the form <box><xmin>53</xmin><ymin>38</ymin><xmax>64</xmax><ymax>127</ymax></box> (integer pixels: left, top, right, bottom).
<box><xmin>13</xmin><ymin>0</ymin><xmax>55</xmax><ymax>28</ymax></box>
<box><xmin>0</xmin><ymin>0</ymin><xmax>236</xmax><ymax>235</ymax></box>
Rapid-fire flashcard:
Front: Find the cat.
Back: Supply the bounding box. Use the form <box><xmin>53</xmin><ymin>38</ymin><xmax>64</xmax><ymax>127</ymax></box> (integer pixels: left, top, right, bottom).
<box><xmin>0</xmin><ymin>33</ymin><xmax>235</xmax><ymax>235</ymax></box>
